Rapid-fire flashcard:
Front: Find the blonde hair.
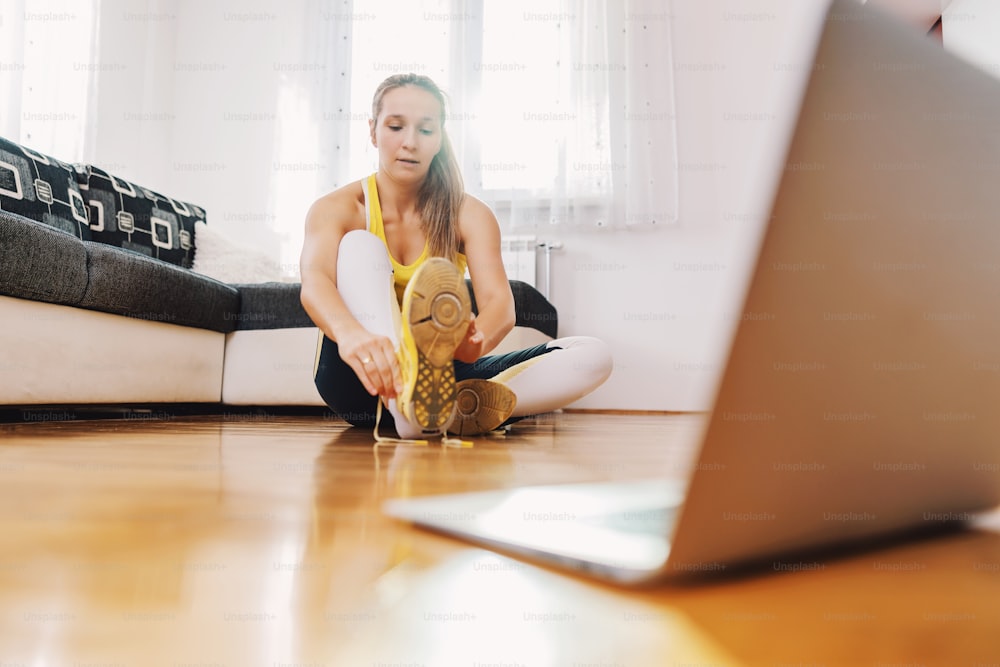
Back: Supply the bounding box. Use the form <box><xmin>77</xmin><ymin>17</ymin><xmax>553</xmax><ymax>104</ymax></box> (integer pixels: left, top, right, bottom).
<box><xmin>371</xmin><ymin>73</ymin><xmax>464</xmax><ymax>261</ymax></box>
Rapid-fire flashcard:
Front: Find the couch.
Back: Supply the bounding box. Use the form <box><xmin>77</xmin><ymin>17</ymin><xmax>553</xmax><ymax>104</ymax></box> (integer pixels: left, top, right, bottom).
<box><xmin>0</xmin><ymin>136</ymin><xmax>558</xmax><ymax>409</ymax></box>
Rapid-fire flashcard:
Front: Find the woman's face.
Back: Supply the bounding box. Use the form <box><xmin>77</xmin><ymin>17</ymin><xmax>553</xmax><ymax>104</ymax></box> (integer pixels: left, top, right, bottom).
<box><xmin>370</xmin><ymin>85</ymin><xmax>443</xmax><ymax>184</ymax></box>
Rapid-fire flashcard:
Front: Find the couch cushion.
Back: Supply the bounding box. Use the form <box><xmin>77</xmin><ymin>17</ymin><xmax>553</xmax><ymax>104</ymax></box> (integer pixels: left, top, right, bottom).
<box><xmin>466</xmin><ymin>279</ymin><xmax>558</xmax><ymax>338</ymax></box>
<box><xmin>229</xmin><ymin>280</ymin><xmax>559</xmax><ymax>336</ymax></box>
<box><xmin>231</xmin><ymin>282</ymin><xmax>313</xmax><ymax>331</ymax></box>
<box><xmin>81</xmin><ymin>165</ymin><xmax>204</xmax><ymax>268</ymax></box>
<box><xmin>510</xmin><ymin>280</ymin><xmax>558</xmax><ymax>337</ymax></box>
<box><xmin>82</xmin><ymin>242</ymin><xmax>240</xmax><ymax>332</ymax></box>
<box><xmin>0</xmin><ymin>136</ymin><xmax>91</xmax><ymax>240</ymax></box>
<box><xmin>0</xmin><ymin>210</ymin><xmax>89</xmax><ymax>305</ymax></box>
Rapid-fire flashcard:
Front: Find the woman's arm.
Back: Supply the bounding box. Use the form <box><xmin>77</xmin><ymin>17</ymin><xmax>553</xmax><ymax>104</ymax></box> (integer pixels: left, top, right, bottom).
<box><xmin>456</xmin><ymin>196</ymin><xmax>516</xmax><ymax>362</ymax></box>
<box><xmin>299</xmin><ymin>192</ymin><xmax>402</xmax><ymax>397</ymax></box>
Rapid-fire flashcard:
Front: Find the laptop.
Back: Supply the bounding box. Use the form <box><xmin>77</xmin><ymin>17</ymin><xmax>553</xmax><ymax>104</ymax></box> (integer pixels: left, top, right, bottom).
<box><xmin>382</xmin><ymin>0</ymin><xmax>1000</xmax><ymax>585</ymax></box>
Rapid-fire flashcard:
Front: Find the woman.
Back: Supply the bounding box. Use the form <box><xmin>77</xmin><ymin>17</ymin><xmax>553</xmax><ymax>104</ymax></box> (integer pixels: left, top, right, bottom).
<box><xmin>300</xmin><ymin>73</ymin><xmax>612</xmax><ymax>440</ymax></box>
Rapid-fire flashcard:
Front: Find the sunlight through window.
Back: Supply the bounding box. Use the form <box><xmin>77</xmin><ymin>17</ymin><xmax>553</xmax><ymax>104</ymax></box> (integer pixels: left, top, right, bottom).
<box><xmin>348</xmin><ymin>0</ymin><xmax>611</xmax><ymax>199</ymax></box>
<box><xmin>348</xmin><ymin>0</ymin><xmax>453</xmax><ymax>179</ymax></box>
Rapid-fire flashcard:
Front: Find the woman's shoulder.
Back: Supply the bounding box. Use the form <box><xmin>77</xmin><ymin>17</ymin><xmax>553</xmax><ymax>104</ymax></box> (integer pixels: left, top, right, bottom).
<box><xmin>305</xmin><ymin>178</ymin><xmax>367</xmax><ymax>232</ymax></box>
<box><xmin>459</xmin><ymin>192</ymin><xmax>498</xmax><ymax>225</ymax></box>
<box><xmin>457</xmin><ymin>193</ymin><xmax>501</xmax><ymax>249</ymax></box>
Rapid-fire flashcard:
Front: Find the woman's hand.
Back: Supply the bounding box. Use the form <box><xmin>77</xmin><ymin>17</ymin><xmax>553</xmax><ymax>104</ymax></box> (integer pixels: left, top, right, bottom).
<box><xmin>454</xmin><ymin>316</ymin><xmax>485</xmax><ymax>363</ymax></box>
<box><xmin>337</xmin><ymin>324</ymin><xmax>402</xmax><ymax>398</ymax></box>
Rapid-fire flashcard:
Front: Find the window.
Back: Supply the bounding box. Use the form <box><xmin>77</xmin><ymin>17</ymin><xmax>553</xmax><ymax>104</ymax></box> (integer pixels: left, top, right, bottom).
<box><xmin>347</xmin><ymin>0</ymin><xmax>455</xmax><ymax>181</ymax></box>
<box><xmin>348</xmin><ymin>0</ymin><xmax>612</xmax><ymax>200</ymax></box>
<box><xmin>2</xmin><ymin>0</ymin><xmax>97</xmax><ymax>159</ymax></box>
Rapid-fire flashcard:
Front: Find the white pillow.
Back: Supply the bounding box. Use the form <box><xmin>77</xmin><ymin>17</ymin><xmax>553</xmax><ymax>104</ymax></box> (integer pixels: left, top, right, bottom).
<box><xmin>190</xmin><ymin>220</ymin><xmax>296</xmax><ymax>284</ymax></box>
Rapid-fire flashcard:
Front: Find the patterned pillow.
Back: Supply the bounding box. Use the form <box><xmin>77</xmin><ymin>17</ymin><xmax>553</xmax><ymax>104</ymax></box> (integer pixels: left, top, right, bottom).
<box><xmin>0</xmin><ymin>136</ymin><xmax>91</xmax><ymax>239</ymax></box>
<box><xmin>81</xmin><ymin>165</ymin><xmax>204</xmax><ymax>268</ymax></box>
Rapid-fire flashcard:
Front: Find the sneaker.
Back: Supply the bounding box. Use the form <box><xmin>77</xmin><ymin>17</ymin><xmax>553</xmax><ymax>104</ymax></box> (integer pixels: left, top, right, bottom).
<box><xmin>397</xmin><ymin>257</ymin><xmax>472</xmax><ymax>430</ymax></box>
<box><xmin>451</xmin><ymin>378</ymin><xmax>517</xmax><ymax>436</ymax></box>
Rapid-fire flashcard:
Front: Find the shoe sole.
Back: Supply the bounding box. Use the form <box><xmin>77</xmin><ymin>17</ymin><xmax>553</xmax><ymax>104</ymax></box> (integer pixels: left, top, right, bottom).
<box><xmin>452</xmin><ymin>379</ymin><xmax>517</xmax><ymax>436</ymax></box>
<box><xmin>398</xmin><ymin>258</ymin><xmax>472</xmax><ymax>429</ymax></box>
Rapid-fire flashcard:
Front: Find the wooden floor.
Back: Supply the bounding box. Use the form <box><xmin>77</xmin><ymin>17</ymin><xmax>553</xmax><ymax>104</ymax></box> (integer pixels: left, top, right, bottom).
<box><xmin>1</xmin><ymin>411</ymin><xmax>999</xmax><ymax>666</ymax></box>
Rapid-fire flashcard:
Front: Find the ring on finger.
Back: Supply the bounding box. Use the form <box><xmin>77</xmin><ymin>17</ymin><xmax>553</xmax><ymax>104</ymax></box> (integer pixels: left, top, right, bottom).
<box><xmin>361</xmin><ymin>356</ymin><xmax>373</xmax><ymax>365</ymax></box>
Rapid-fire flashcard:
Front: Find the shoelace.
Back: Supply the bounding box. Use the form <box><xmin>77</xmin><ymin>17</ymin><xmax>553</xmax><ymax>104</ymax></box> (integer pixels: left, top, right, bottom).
<box><xmin>372</xmin><ymin>400</ymin><xmax>473</xmax><ymax>450</ymax></box>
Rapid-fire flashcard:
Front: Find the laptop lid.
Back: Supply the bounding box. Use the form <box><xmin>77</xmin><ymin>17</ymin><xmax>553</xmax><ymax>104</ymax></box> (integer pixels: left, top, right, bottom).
<box><xmin>667</xmin><ymin>0</ymin><xmax>1000</xmax><ymax>571</ymax></box>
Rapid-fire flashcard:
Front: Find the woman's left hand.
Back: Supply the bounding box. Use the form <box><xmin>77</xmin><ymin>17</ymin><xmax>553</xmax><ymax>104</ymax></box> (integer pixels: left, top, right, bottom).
<box><xmin>454</xmin><ymin>316</ymin><xmax>485</xmax><ymax>363</ymax></box>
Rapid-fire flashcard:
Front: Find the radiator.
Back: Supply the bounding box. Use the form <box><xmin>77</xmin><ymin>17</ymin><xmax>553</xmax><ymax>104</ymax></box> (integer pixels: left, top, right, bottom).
<box><xmin>499</xmin><ymin>236</ymin><xmax>562</xmax><ymax>300</ymax></box>
<box><xmin>499</xmin><ymin>235</ymin><xmax>538</xmax><ymax>286</ymax></box>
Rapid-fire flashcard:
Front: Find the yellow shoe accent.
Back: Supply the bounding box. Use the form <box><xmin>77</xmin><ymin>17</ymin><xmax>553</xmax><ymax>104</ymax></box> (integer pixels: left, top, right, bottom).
<box><xmin>451</xmin><ymin>379</ymin><xmax>517</xmax><ymax>436</ymax></box>
<box><xmin>397</xmin><ymin>257</ymin><xmax>472</xmax><ymax>430</ymax></box>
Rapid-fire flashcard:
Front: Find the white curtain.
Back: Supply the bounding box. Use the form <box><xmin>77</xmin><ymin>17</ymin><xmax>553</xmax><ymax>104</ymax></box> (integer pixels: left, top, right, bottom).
<box><xmin>267</xmin><ymin>0</ymin><xmax>355</xmax><ymax>273</ymax></box>
<box><xmin>604</xmin><ymin>0</ymin><xmax>680</xmax><ymax>229</ymax></box>
<box><xmin>471</xmin><ymin>0</ymin><xmax>679</xmax><ymax>231</ymax></box>
<box><xmin>345</xmin><ymin>0</ymin><xmax>678</xmax><ymax>232</ymax></box>
<box><xmin>0</xmin><ymin>0</ymin><xmax>100</xmax><ymax>159</ymax></box>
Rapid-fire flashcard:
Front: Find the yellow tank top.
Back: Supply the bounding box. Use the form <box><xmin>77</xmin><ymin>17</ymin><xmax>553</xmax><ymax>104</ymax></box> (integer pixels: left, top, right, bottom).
<box><xmin>365</xmin><ymin>173</ymin><xmax>468</xmax><ymax>303</ymax></box>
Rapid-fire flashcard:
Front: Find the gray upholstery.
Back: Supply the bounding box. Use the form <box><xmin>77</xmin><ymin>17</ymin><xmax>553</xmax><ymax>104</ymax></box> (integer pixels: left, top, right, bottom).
<box><xmin>466</xmin><ymin>279</ymin><xmax>558</xmax><ymax>338</ymax></box>
<box><xmin>231</xmin><ymin>282</ymin><xmax>313</xmax><ymax>331</ymax></box>
<box><xmin>82</xmin><ymin>241</ymin><xmax>240</xmax><ymax>332</ymax></box>
<box><xmin>0</xmin><ymin>210</ymin><xmax>89</xmax><ymax>305</ymax></box>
